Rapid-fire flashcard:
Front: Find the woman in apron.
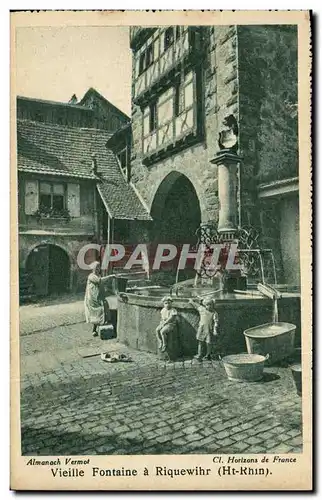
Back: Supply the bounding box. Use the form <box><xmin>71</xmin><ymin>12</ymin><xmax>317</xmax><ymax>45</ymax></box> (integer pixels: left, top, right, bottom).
<box><xmin>84</xmin><ymin>261</ymin><xmax>115</xmax><ymax>336</ymax></box>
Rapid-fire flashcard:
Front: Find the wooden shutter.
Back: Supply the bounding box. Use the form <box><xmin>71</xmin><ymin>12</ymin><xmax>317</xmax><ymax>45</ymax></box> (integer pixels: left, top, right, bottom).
<box><xmin>25</xmin><ymin>180</ymin><xmax>38</xmax><ymax>215</ymax></box>
<box><xmin>67</xmin><ymin>183</ymin><xmax>80</xmax><ymax>217</ymax></box>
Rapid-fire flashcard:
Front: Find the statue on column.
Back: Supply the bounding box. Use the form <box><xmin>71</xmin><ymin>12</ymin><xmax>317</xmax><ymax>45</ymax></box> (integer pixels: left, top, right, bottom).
<box><xmin>218</xmin><ymin>114</ymin><xmax>239</xmax><ymax>154</ymax></box>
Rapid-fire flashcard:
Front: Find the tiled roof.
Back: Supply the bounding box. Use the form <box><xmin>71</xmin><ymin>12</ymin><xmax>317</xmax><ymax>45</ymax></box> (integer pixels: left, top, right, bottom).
<box><xmin>96</xmin><ymin>154</ymin><xmax>152</xmax><ymax>222</ymax></box>
<box><xmin>17</xmin><ymin>95</ymin><xmax>92</xmax><ymax>111</ymax></box>
<box><xmin>17</xmin><ymin>119</ymin><xmax>152</xmax><ymax>221</ymax></box>
<box><xmin>106</xmin><ymin>122</ymin><xmax>132</xmax><ymax>149</ymax></box>
<box><xmin>79</xmin><ymin>88</ymin><xmax>130</xmax><ymax>122</ymax></box>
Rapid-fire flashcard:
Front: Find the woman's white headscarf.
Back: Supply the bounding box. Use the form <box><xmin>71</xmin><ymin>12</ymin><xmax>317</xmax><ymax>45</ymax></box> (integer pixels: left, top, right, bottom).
<box><xmin>89</xmin><ymin>261</ymin><xmax>100</xmax><ymax>272</ymax></box>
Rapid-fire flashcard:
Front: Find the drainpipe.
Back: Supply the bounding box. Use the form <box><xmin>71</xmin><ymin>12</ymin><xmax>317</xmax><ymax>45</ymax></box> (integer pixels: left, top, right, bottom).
<box><xmin>107</xmin><ymin>214</ymin><xmax>111</xmax><ymax>275</ymax></box>
<box><xmin>111</xmin><ymin>217</ymin><xmax>115</xmax><ymax>275</ymax></box>
<box><xmin>93</xmin><ymin>185</ymin><xmax>98</xmax><ymax>238</ymax></box>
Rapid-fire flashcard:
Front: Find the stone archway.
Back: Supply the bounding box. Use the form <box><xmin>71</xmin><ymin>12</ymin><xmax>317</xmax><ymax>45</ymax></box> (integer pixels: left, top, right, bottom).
<box><xmin>150</xmin><ymin>172</ymin><xmax>202</xmax><ymax>245</ymax></box>
<box><xmin>26</xmin><ymin>244</ymin><xmax>70</xmax><ymax>297</ymax></box>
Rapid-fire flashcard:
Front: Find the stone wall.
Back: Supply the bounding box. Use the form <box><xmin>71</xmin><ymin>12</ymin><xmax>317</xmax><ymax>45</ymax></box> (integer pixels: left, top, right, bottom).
<box><xmin>19</xmin><ymin>175</ymin><xmax>100</xmax><ymax>293</ymax></box>
<box><xmin>237</xmin><ymin>25</ymin><xmax>298</xmax><ymax>226</ymax></box>
<box><xmin>129</xmin><ymin>24</ymin><xmax>299</xmax><ymax>284</ymax></box>
<box><xmin>117</xmin><ymin>293</ymin><xmax>301</xmax><ymax>357</ymax></box>
<box><xmin>237</xmin><ymin>26</ymin><xmax>298</xmax><ymax>282</ymax></box>
<box><xmin>279</xmin><ymin>194</ymin><xmax>300</xmax><ymax>285</ymax></box>
<box><xmin>19</xmin><ymin>233</ymin><xmax>93</xmax><ymax>292</ymax></box>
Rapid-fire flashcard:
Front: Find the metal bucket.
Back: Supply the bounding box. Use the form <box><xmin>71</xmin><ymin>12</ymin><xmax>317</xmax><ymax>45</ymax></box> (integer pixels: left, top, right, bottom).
<box><xmin>291</xmin><ymin>364</ymin><xmax>302</xmax><ymax>396</ymax></box>
<box><xmin>244</xmin><ymin>322</ymin><xmax>296</xmax><ymax>365</ymax></box>
<box><xmin>221</xmin><ymin>353</ymin><xmax>269</xmax><ymax>382</ymax></box>
<box><xmin>114</xmin><ymin>277</ymin><xmax>128</xmax><ymax>293</ymax></box>
<box><xmin>99</xmin><ymin>323</ymin><xmax>116</xmax><ymax>340</ymax></box>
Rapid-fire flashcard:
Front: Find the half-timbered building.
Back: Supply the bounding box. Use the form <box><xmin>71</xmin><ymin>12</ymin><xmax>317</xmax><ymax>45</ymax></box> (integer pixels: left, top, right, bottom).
<box><xmin>17</xmin><ymin>90</ymin><xmax>151</xmax><ymax>299</ymax></box>
<box><xmin>127</xmin><ymin>25</ymin><xmax>299</xmax><ymax>285</ymax></box>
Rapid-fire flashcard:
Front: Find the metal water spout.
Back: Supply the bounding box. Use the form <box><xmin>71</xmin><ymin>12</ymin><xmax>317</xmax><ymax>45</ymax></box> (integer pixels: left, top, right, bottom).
<box><xmin>169</xmin><ymin>285</ymin><xmax>179</xmax><ymax>297</ymax></box>
<box><xmin>257</xmin><ymin>283</ymin><xmax>281</xmax><ymax>300</ymax></box>
<box><xmin>257</xmin><ymin>283</ymin><xmax>282</xmax><ymax>323</ymax></box>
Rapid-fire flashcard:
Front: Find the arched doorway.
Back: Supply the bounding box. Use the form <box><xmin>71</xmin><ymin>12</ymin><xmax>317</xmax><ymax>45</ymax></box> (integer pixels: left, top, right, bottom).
<box><xmin>26</xmin><ymin>244</ymin><xmax>70</xmax><ymax>297</ymax></box>
<box><xmin>151</xmin><ymin>172</ymin><xmax>202</xmax><ymax>245</ymax></box>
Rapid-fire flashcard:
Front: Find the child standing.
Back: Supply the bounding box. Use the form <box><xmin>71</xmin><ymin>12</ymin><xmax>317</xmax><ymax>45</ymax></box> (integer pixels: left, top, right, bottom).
<box><xmin>156</xmin><ymin>296</ymin><xmax>178</xmax><ymax>352</ymax></box>
<box><xmin>189</xmin><ymin>297</ymin><xmax>219</xmax><ymax>361</ymax></box>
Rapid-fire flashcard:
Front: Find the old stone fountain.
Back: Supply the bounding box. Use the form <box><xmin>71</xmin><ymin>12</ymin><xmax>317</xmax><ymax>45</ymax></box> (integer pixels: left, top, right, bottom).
<box><xmin>116</xmin><ymin>116</ymin><xmax>301</xmax><ymax>360</ymax></box>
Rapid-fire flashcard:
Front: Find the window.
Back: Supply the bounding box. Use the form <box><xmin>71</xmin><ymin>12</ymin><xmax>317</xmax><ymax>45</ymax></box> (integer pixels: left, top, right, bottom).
<box><xmin>52</xmin><ymin>184</ymin><xmax>65</xmax><ymax>210</ymax></box>
<box><xmin>39</xmin><ymin>182</ymin><xmax>65</xmax><ymax>212</ymax></box>
<box><xmin>146</xmin><ymin>45</ymin><xmax>153</xmax><ymax>68</ymax></box>
<box><xmin>175</xmin><ymin>72</ymin><xmax>194</xmax><ymax>116</ymax></box>
<box><xmin>24</xmin><ymin>180</ymin><xmax>80</xmax><ymax>217</ymax></box>
<box><xmin>142</xmin><ymin>71</ymin><xmax>197</xmax><ymax>157</ymax></box>
<box><xmin>34</xmin><ymin>112</ymin><xmax>44</xmax><ymax>122</ymax></box>
<box><xmin>149</xmin><ymin>103</ymin><xmax>157</xmax><ymax>132</ymax></box>
<box><xmin>138</xmin><ymin>44</ymin><xmax>154</xmax><ymax>75</ymax></box>
<box><xmin>158</xmin><ymin>87</ymin><xmax>174</xmax><ymax>126</ymax></box>
<box><xmin>139</xmin><ymin>52</ymin><xmax>146</xmax><ymax>75</ymax></box>
<box><xmin>174</xmin><ymin>84</ymin><xmax>184</xmax><ymax>117</ymax></box>
<box><xmin>39</xmin><ymin>183</ymin><xmax>51</xmax><ymax>209</ymax></box>
<box><xmin>164</xmin><ymin>27</ymin><xmax>174</xmax><ymax>51</ymax></box>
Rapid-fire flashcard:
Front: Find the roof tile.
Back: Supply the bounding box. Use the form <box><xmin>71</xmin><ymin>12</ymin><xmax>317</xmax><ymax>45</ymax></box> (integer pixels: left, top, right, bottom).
<box><xmin>17</xmin><ymin>119</ymin><xmax>151</xmax><ymax>221</ymax></box>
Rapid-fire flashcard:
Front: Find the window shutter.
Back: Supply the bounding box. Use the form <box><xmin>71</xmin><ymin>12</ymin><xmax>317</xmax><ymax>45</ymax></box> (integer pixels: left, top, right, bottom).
<box><xmin>25</xmin><ymin>180</ymin><xmax>39</xmax><ymax>215</ymax></box>
<box><xmin>67</xmin><ymin>183</ymin><xmax>80</xmax><ymax>217</ymax></box>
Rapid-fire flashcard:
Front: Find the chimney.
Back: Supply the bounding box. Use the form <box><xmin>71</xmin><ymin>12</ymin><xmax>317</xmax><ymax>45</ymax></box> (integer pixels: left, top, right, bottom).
<box><xmin>68</xmin><ymin>94</ymin><xmax>78</xmax><ymax>105</ymax></box>
<box><xmin>91</xmin><ymin>153</ymin><xmax>98</xmax><ymax>176</ymax></box>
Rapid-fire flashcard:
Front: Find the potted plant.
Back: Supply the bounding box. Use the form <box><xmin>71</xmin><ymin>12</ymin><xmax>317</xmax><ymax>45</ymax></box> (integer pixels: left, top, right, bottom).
<box><xmin>34</xmin><ymin>207</ymin><xmax>71</xmax><ymax>222</ymax></box>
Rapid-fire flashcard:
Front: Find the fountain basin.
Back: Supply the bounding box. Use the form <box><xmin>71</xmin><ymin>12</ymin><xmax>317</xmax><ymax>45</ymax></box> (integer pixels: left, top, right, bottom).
<box><xmin>244</xmin><ymin>322</ymin><xmax>296</xmax><ymax>365</ymax></box>
<box><xmin>117</xmin><ymin>290</ymin><xmax>300</xmax><ymax>359</ymax></box>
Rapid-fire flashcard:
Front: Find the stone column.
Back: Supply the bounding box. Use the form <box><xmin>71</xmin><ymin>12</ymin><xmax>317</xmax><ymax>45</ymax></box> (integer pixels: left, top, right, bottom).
<box><xmin>210</xmin><ymin>151</ymin><xmax>242</xmax><ymax>234</ymax></box>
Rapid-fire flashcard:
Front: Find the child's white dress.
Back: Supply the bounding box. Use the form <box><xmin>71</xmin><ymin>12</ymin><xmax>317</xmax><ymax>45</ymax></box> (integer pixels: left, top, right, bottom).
<box><xmin>196</xmin><ymin>305</ymin><xmax>218</xmax><ymax>344</ymax></box>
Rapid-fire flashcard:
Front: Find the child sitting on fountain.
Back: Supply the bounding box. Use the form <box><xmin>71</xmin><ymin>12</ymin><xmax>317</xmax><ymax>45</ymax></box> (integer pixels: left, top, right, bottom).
<box><xmin>189</xmin><ymin>296</ymin><xmax>219</xmax><ymax>361</ymax></box>
<box><xmin>156</xmin><ymin>296</ymin><xmax>178</xmax><ymax>353</ymax></box>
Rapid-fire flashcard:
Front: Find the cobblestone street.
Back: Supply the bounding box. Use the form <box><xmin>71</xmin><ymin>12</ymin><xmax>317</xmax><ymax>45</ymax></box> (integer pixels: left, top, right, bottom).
<box><xmin>20</xmin><ymin>311</ymin><xmax>303</xmax><ymax>456</ymax></box>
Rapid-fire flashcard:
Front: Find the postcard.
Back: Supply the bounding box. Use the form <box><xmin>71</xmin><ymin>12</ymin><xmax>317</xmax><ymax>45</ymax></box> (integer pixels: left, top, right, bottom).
<box><xmin>10</xmin><ymin>10</ymin><xmax>312</xmax><ymax>491</ymax></box>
